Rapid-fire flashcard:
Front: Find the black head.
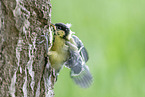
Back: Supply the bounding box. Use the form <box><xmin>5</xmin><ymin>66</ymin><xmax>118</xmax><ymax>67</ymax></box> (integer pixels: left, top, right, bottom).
<box><xmin>55</xmin><ymin>23</ymin><xmax>70</xmax><ymax>39</ymax></box>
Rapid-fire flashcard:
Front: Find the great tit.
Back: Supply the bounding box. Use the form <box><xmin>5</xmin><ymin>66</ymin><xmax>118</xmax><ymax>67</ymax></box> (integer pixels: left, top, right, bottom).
<box><xmin>48</xmin><ymin>23</ymin><xmax>92</xmax><ymax>88</ymax></box>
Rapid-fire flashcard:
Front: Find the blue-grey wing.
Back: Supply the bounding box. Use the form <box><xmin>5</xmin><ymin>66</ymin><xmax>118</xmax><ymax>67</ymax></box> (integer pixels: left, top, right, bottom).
<box><xmin>65</xmin><ymin>48</ymin><xmax>83</xmax><ymax>74</ymax></box>
<box><xmin>65</xmin><ymin>41</ymin><xmax>92</xmax><ymax>88</ymax></box>
<box><xmin>70</xmin><ymin>64</ymin><xmax>93</xmax><ymax>88</ymax></box>
<box><xmin>72</xmin><ymin>35</ymin><xmax>89</xmax><ymax>62</ymax></box>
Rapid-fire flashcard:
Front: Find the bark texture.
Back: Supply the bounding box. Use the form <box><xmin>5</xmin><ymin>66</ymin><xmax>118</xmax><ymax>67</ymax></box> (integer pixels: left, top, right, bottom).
<box><xmin>0</xmin><ymin>0</ymin><xmax>56</xmax><ymax>97</ymax></box>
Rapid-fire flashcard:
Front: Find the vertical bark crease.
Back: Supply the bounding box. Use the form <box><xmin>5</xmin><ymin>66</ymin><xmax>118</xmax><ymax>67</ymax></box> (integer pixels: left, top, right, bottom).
<box><xmin>0</xmin><ymin>0</ymin><xmax>55</xmax><ymax>97</ymax></box>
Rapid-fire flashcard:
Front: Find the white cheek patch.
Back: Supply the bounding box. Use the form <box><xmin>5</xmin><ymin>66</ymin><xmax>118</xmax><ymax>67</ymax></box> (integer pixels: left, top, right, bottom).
<box><xmin>66</xmin><ymin>23</ymin><xmax>75</xmax><ymax>40</ymax></box>
<box><xmin>67</xmin><ymin>34</ymin><xmax>71</xmax><ymax>40</ymax></box>
<box><xmin>67</xmin><ymin>30</ymin><xmax>75</xmax><ymax>40</ymax></box>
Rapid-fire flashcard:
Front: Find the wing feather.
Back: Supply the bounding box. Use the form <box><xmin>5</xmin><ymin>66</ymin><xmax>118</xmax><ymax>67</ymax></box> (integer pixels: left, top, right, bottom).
<box><xmin>72</xmin><ymin>35</ymin><xmax>89</xmax><ymax>62</ymax></box>
<box><xmin>65</xmin><ymin>40</ymin><xmax>92</xmax><ymax>88</ymax></box>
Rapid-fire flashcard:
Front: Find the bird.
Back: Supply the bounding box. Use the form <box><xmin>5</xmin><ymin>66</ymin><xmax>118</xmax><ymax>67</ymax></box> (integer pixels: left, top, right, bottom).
<box><xmin>48</xmin><ymin>23</ymin><xmax>93</xmax><ymax>88</ymax></box>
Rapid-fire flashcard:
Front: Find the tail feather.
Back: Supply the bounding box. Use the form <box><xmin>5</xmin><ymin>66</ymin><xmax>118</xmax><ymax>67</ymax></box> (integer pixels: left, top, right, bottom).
<box><xmin>71</xmin><ymin>65</ymin><xmax>93</xmax><ymax>88</ymax></box>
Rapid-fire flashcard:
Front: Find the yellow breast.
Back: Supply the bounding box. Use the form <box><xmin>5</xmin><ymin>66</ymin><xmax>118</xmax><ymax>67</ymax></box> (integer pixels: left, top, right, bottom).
<box><xmin>49</xmin><ymin>36</ymin><xmax>69</xmax><ymax>71</ymax></box>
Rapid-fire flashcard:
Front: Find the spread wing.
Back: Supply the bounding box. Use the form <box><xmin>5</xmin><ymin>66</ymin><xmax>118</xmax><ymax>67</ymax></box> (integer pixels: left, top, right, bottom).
<box><xmin>65</xmin><ymin>40</ymin><xmax>92</xmax><ymax>88</ymax></box>
<box><xmin>65</xmin><ymin>41</ymin><xmax>83</xmax><ymax>74</ymax></box>
<box><xmin>72</xmin><ymin>35</ymin><xmax>89</xmax><ymax>62</ymax></box>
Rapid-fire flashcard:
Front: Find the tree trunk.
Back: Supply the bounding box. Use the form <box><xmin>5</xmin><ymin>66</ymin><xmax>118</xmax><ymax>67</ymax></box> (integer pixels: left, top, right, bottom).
<box><xmin>0</xmin><ymin>0</ymin><xmax>56</xmax><ymax>97</ymax></box>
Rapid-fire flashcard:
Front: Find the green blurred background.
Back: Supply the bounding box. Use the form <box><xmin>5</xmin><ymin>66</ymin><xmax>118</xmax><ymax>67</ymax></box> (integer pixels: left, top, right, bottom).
<box><xmin>51</xmin><ymin>0</ymin><xmax>145</xmax><ymax>97</ymax></box>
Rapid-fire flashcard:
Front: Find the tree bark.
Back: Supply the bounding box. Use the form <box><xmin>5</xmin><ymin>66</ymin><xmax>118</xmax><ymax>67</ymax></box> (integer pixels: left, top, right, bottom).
<box><xmin>0</xmin><ymin>0</ymin><xmax>56</xmax><ymax>97</ymax></box>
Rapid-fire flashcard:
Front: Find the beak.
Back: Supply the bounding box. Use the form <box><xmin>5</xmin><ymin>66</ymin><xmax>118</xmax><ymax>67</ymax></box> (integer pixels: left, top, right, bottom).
<box><xmin>50</xmin><ymin>23</ymin><xmax>57</xmax><ymax>34</ymax></box>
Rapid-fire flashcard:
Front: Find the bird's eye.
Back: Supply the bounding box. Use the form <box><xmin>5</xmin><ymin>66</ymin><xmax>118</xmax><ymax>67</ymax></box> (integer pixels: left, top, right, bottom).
<box><xmin>57</xmin><ymin>26</ymin><xmax>61</xmax><ymax>29</ymax></box>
